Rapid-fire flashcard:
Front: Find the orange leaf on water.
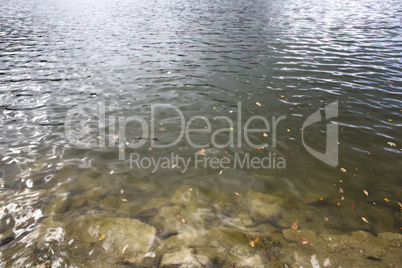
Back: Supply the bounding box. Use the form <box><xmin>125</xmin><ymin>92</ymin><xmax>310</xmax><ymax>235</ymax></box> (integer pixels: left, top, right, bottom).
<box><xmin>254</xmin><ymin>237</ymin><xmax>259</xmax><ymax>244</ymax></box>
<box><xmin>196</xmin><ymin>149</ymin><xmax>206</xmax><ymax>156</ymax></box>
<box><xmin>350</xmin><ymin>204</ymin><xmax>356</xmax><ymax>210</ymax></box>
<box><xmin>121</xmin><ymin>199</ymin><xmax>128</xmax><ymax>202</ymax></box>
<box><xmin>234</xmin><ymin>191</ymin><xmax>241</xmax><ymax>197</ymax></box>
<box><xmin>362</xmin><ymin>217</ymin><xmax>369</xmax><ymax>224</ymax></box>
<box><xmin>291</xmin><ymin>220</ymin><xmax>299</xmax><ymax>230</ymax></box>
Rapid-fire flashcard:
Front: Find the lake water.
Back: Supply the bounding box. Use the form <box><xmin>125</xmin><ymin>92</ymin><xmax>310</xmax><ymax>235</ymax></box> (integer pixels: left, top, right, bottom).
<box><xmin>0</xmin><ymin>0</ymin><xmax>401</xmax><ymax>266</ymax></box>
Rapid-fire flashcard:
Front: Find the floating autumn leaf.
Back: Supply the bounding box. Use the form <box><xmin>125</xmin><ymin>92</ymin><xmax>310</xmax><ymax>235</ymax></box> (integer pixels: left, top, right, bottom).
<box><xmin>256</xmin><ymin>102</ymin><xmax>261</xmax><ymax>107</ymax></box>
<box><xmin>291</xmin><ymin>220</ymin><xmax>299</xmax><ymax>230</ymax></box>
<box><xmin>362</xmin><ymin>217</ymin><xmax>369</xmax><ymax>224</ymax></box>
<box><xmin>324</xmin><ymin>217</ymin><xmax>329</xmax><ymax>222</ymax></box>
<box><xmin>122</xmin><ymin>244</ymin><xmax>128</xmax><ymax>255</ymax></box>
<box><xmin>120</xmin><ymin>147</ymin><xmax>124</xmax><ymax>153</ymax></box>
<box><xmin>249</xmin><ymin>240</ymin><xmax>255</xmax><ymax>247</ymax></box>
<box><xmin>263</xmin><ymin>133</ymin><xmax>268</xmax><ymax>137</ymax></box>
<box><xmin>196</xmin><ymin>149</ymin><xmax>206</xmax><ymax>156</ymax></box>
<box><xmin>253</xmin><ymin>147</ymin><xmax>263</xmax><ymax>150</ymax></box>
<box><xmin>397</xmin><ymin>202</ymin><xmax>402</xmax><ymax>208</ymax></box>
<box><xmin>363</xmin><ymin>190</ymin><xmax>368</xmax><ymax>196</ymax></box>
<box><xmin>159</xmin><ymin>128</ymin><xmax>166</xmax><ymax>131</ymax></box>
<box><xmin>172</xmin><ymin>164</ymin><xmax>177</xmax><ymax>169</ymax></box>
<box><xmin>339</xmin><ymin>188</ymin><xmax>344</xmax><ymax>194</ymax></box>
<box><xmin>254</xmin><ymin>237</ymin><xmax>259</xmax><ymax>244</ymax></box>
<box><xmin>387</xmin><ymin>141</ymin><xmax>396</xmax><ymax>146</ymax></box>
<box><xmin>340</xmin><ymin>168</ymin><xmax>346</xmax><ymax>173</ymax></box>
<box><xmin>234</xmin><ymin>191</ymin><xmax>241</xmax><ymax>197</ymax></box>
<box><xmin>219</xmin><ymin>170</ymin><xmax>223</xmax><ymax>175</ymax></box>
<box><xmin>350</xmin><ymin>204</ymin><xmax>356</xmax><ymax>210</ymax></box>
<box><xmin>384</xmin><ymin>198</ymin><xmax>390</xmax><ymax>202</ymax></box>
<box><xmin>98</xmin><ymin>234</ymin><xmax>105</xmax><ymax>241</ymax></box>
<box><xmin>120</xmin><ymin>189</ymin><xmax>124</xmax><ymax>195</ymax></box>
<box><xmin>110</xmin><ymin>170</ymin><xmax>114</xmax><ymax>175</ymax></box>
<box><xmin>242</xmin><ymin>233</ymin><xmax>247</xmax><ymax>239</ymax></box>
<box><xmin>122</xmin><ymin>199</ymin><xmax>128</xmax><ymax>202</ymax></box>
<box><xmin>341</xmin><ymin>196</ymin><xmax>345</xmax><ymax>201</ymax></box>
<box><xmin>148</xmin><ymin>147</ymin><xmax>152</xmax><ymax>151</ymax></box>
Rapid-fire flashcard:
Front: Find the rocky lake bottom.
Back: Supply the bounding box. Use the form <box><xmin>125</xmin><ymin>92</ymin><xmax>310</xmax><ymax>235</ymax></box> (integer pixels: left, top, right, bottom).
<box><xmin>0</xmin><ymin>168</ymin><xmax>401</xmax><ymax>268</ymax></box>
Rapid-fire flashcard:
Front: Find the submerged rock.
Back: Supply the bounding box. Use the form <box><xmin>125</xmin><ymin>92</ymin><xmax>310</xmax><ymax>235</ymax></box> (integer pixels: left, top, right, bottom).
<box><xmin>170</xmin><ymin>185</ymin><xmax>208</xmax><ymax>207</ymax></box>
<box><xmin>236</xmin><ymin>255</ymin><xmax>264</xmax><ymax>268</ymax></box>
<box><xmin>89</xmin><ymin>217</ymin><xmax>156</xmax><ymax>264</ymax></box>
<box><xmin>244</xmin><ymin>191</ymin><xmax>284</xmax><ymax>223</ymax></box>
<box><xmin>160</xmin><ymin>248</ymin><xmax>213</xmax><ymax>268</ymax></box>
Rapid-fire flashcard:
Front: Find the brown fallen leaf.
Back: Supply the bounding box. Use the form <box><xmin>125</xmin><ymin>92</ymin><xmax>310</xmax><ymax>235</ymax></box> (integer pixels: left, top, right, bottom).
<box><xmin>234</xmin><ymin>191</ymin><xmax>241</xmax><ymax>197</ymax></box>
<box><xmin>350</xmin><ymin>203</ymin><xmax>356</xmax><ymax>210</ymax></box>
<box><xmin>362</xmin><ymin>217</ymin><xmax>369</xmax><ymax>224</ymax></box>
<box><xmin>177</xmin><ymin>214</ymin><xmax>187</xmax><ymax>224</ymax></box>
<box><xmin>122</xmin><ymin>244</ymin><xmax>128</xmax><ymax>255</ymax></box>
<box><xmin>301</xmin><ymin>240</ymin><xmax>313</xmax><ymax>246</ymax></box>
<box><xmin>196</xmin><ymin>149</ymin><xmax>206</xmax><ymax>156</ymax></box>
<box><xmin>242</xmin><ymin>233</ymin><xmax>247</xmax><ymax>239</ymax></box>
<box><xmin>254</xmin><ymin>237</ymin><xmax>259</xmax><ymax>244</ymax></box>
<box><xmin>299</xmin><ymin>235</ymin><xmax>313</xmax><ymax>246</ymax></box>
<box><xmin>291</xmin><ymin>220</ymin><xmax>299</xmax><ymax>230</ymax></box>
<box><xmin>299</xmin><ymin>235</ymin><xmax>307</xmax><ymax>241</ymax></box>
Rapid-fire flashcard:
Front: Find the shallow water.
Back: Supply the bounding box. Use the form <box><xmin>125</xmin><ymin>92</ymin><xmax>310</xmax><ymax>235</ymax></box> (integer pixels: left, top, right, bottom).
<box><xmin>0</xmin><ymin>0</ymin><xmax>401</xmax><ymax>266</ymax></box>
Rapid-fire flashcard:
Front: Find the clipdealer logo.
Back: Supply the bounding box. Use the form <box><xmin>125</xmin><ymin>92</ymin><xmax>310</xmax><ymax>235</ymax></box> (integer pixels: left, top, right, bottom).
<box><xmin>65</xmin><ymin>101</ymin><xmax>339</xmax><ymax>170</ymax></box>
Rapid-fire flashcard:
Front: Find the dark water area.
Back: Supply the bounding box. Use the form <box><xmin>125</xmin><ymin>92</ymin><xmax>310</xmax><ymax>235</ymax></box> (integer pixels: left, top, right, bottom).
<box><xmin>0</xmin><ymin>0</ymin><xmax>401</xmax><ymax>266</ymax></box>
